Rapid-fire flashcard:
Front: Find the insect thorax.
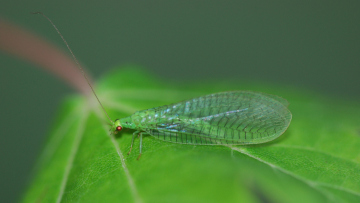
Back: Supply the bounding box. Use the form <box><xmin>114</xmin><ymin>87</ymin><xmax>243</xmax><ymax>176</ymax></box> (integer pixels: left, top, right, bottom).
<box><xmin>120</xmin><ymin>110</ymin><xmax>158</xmax><ymax>131</ymax></box>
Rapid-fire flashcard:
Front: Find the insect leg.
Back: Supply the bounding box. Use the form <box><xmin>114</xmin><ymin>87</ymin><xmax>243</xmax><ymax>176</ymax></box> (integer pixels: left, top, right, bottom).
<box><xmin>137</xmin><ymin>133</ymin><xmax>143</xmax><ymax>160</ymax></box>
<box><xmin>128</xmin><ymin>131</ymin><xmax>139</xmax><ymax>155</ymax></box>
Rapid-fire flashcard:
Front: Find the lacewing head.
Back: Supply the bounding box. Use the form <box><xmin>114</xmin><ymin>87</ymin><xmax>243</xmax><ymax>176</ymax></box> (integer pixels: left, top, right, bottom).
<box><xmin>112</xmin><ymin>119</ymin><xmax>123</xmax><ymax>134</ymax></box>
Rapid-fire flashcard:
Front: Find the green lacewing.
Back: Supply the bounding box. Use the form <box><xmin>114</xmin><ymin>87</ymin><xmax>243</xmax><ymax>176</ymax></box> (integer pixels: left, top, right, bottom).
<box><xmin>116</xmin><ymin>91</ymin><xmax>292</xmax><ymax>158</ymax></box>
<box><xmin>35</xmin><ymin>13</ymin><xmax>292</xmax><ymax>159</ymax></box>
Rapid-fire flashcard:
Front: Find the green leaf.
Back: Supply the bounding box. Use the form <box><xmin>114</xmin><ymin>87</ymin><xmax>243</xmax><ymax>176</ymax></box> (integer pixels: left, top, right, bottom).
<box><xmin>22</xmin><ymin>67</ymin><xmax>360</xmax><ymax>203</ymax></box>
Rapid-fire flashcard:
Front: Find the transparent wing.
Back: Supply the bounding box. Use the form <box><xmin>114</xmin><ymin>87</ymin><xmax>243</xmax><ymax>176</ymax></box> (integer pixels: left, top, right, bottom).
<box><xmin>145</xmin><ymin>91</ymin><xmax>292</xmax><ymax>145</ymax></box>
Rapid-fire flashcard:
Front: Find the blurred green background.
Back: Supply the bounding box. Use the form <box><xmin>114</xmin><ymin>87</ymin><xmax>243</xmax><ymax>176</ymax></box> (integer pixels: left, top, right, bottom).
<box><xmin>0</xmin><ymin>1</ymin><xmax>359</xmax><ymax>202</ymax></box>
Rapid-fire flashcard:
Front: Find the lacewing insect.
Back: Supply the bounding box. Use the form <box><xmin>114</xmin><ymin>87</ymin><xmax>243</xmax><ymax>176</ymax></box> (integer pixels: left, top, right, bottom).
<box><xmin>34</xmin><ymin>13</ymin><xmax>292</xmax><ymax>160</ymax></box>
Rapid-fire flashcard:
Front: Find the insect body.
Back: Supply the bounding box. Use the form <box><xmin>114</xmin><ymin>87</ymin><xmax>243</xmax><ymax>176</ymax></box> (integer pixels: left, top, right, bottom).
<box><xmin>112</xmin><ymin>91</ymin><xmax>292</xmax><ymax>158</ymax></box>
<box><xmin>35</xmin><ymin>13</ymin><xmax>292</xmax><ymax>160</ymax></box>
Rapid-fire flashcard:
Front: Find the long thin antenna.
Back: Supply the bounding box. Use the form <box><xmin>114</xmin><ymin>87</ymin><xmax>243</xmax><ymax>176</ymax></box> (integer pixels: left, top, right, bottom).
<box><xmin>32</xmin><ymin>12</ymin><xmax>113</xmax><ymax>124</ymax></box>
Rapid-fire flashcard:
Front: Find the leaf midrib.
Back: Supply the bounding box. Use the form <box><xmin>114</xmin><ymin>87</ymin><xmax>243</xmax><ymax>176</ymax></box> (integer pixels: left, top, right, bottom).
<box><xmin>231</xmin><ymin>146</ymin><xmax>360</xmax><ymax>201</ymax></box>
<box><xmin>274</xmin><ymin>144</ymin><xmax>360</xmax><ymax>166</ymax></box>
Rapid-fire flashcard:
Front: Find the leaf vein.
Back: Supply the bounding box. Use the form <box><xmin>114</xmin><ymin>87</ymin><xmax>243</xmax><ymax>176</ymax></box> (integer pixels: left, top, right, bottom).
<box><xmin>94</xmin><ymin>106</ymin><xmax>143</xmax><ymax>203</ymax></box>
<box><xmin>56</xmin><ymin>110</ymin><xmax>88</xmax><ymax>203</ymax></box>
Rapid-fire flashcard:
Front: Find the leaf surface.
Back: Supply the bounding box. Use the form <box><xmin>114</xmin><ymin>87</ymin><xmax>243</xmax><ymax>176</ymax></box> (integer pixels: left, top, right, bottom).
<box><xmin>23</xmin><ymin>67</ymin><xmax>360</xmax><ymax>203</ymax></box>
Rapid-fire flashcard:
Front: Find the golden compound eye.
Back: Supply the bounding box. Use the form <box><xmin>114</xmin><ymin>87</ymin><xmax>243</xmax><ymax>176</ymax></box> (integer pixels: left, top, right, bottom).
<box><xmin>116</xmin><ymin>126</ymin><xmax>123</xmax><ymax>131</ymax></box>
